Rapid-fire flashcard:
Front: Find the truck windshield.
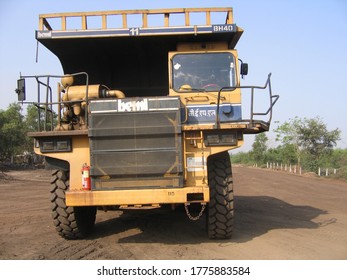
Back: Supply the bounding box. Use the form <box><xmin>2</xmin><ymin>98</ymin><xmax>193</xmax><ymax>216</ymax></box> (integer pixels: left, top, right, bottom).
<box><xmin>172</xmin><ymin>52</ymin><xmax>236</xmax><ymax>92</ymax></box>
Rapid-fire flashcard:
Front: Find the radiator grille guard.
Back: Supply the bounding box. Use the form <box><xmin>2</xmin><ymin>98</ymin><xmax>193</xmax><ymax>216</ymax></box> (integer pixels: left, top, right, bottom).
<box><xmin>88</xmin><ymin>97</ymin><xmax>183</xmax><ymax>190</ymax></box>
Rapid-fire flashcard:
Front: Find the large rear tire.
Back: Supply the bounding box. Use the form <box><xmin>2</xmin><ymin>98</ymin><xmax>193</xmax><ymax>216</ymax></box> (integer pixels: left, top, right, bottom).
<box><xmin>207</xmin><ymin>153</ymin><xmax>234</xmax><ymax>239</ymax></box>
<box><xmin>50</xmin><ymin>169</ymin><xmax>96</xmax><ymax>239</ymax></box>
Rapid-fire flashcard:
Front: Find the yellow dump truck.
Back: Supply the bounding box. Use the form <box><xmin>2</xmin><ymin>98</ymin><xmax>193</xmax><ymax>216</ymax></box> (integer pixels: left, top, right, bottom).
<box><xmin>16</xmin><ymin>8</ymin><xmax>278</xmax><ymax>239</ymax></box>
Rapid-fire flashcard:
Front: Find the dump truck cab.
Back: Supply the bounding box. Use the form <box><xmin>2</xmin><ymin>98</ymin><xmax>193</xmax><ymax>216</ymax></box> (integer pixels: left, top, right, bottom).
<box><xmin>16</xmin><ymin>8</ymin><xmax>278</xmax><ymax>239</ymax></box>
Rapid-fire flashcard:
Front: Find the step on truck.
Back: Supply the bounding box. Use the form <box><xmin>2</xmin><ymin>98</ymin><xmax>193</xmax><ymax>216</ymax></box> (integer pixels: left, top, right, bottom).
<box><xmin>16</xmin><ymin>8</ymin><xmax>278</xmax><ymax>239</ymax></box>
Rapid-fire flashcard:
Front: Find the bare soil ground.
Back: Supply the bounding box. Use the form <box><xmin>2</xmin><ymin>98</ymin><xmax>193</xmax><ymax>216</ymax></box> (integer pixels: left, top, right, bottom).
<box><xmin>0</xmin><ymin>166</ymin><xmax>346</xmax><ymax>260</ymax></box>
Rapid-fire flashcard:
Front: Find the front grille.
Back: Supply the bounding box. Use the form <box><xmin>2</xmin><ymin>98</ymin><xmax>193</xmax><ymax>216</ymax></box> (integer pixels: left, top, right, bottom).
<box><xmin>88</xmin><ymin>97</ymin><xmax>182</xmax><ymax>190</ymax></box>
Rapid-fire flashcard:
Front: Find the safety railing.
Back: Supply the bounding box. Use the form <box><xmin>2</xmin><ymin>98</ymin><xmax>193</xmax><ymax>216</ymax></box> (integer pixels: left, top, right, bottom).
<box><xmin>216</xmin><ymin>73</ymin><xmax>279</xmax><ymax>129</ymax></box>
<box><xmin>39</xmin><ymin>7</ymin><xmax>233</xmax><ymax>31</ymax></box>
<box><xmin>16</xmin><ymin>73</ymin><xmax>89</xmax><ymax>132</ymax></box>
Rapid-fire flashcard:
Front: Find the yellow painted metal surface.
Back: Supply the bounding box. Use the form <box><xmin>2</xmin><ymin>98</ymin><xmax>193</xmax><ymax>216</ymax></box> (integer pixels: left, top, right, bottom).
<box><xmin>34</xmin><ymin>135</ymin><xmax>89</xmax><ymax>190</ymax></box>
<box><xmin>182</xmin><ymin>130</ymin><xmax>243</xmax><ymax>188</ymax></box>
<box><xmin>31</xmin><ymin>7</ymin><xmax>251</xmax><ymax>207</ymax></box>
<box><xmin>66</xmin><ymin>186</ymin><xmax>210</xmax><ymax>206</ymax></box>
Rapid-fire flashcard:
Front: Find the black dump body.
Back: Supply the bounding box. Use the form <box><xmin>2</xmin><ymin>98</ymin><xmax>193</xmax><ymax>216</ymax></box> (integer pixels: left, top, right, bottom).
<box><xmin>40</xmin><ymin>36</ymin><xmax>172</xmax><ymax>97</ymax></box>
<box><xmin>38</xmin><ymin>33</ymin><xmax>241</xmax><ymax>97</ymax></box>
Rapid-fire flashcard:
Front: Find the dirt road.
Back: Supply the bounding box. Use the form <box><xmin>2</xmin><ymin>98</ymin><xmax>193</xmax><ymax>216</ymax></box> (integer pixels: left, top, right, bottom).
<box><xmin>0</xmin><ymin>166</ymin><xmax>346</xmax><ymax>260</ymax></box>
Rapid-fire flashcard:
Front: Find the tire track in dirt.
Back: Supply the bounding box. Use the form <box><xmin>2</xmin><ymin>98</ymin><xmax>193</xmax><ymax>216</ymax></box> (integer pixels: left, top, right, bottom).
<box><xmin>42</xmin><ymin>240</ymin><xmax>100</xmax><ymax>260</ymax></box>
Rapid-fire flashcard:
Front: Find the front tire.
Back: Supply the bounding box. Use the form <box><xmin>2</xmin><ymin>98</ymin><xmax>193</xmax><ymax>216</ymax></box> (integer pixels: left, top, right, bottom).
<box><xmin>207</xmin><ymin>153</ymin><xmax>234</xmax><ymax>239</ymax></box>
<box><xmin>50</xmin><ymin>169</ymin><xmax>96</xmax><ymax>239</ymax></box>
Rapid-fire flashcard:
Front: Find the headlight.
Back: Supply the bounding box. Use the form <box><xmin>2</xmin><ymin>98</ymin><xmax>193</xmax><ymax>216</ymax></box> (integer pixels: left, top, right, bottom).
<box><xmin>204</xmin><ymin>131</ymin><xmax>237</xmax><ymax>146</ymax></box>
<box><xmin>221</xmin><ymin>134</ymin><xmax>236</xmax><ymax>144</ymax></box>
<box><xmin>42</xmin><ymin>141</ymin><xmax>54</xmax><ymax>151</ymax></box>
<box><xmin>40</xmin><ymin>138</ymin><xmax>72</xmax><ymax>153</ymax></box>
<box><xmin>206</xmin><ymin>135</ymin><xmax>220</xmax><ymax>145</ymax></box>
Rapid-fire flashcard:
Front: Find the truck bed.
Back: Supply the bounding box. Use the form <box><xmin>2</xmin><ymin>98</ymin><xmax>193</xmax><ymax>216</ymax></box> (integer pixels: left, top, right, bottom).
<box><xmin>36</xmin><ymin>8</ymin><xmax>243</xmax><ymax>97</ymax></box>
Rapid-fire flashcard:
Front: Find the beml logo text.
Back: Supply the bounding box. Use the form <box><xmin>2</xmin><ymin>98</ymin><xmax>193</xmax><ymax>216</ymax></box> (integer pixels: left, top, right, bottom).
<box><xmin>117</xmin><ymin>99</ymin><xmax>149</xmax><ymax>112</ymax></box>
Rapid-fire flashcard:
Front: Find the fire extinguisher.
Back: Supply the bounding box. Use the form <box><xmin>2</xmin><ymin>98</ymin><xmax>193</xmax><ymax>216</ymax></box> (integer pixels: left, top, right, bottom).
<box><xmin>81</xmin><ymin>163</ymin><xmax>91</xmax><ymax>190</ymax></box>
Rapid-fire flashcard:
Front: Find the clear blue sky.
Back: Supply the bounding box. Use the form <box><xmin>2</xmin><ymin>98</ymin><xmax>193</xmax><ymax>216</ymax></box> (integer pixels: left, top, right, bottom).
<box><xmin>1</xmin><ymin>0</ymin><xmax>346</xmax><ymax>151</ymax></box>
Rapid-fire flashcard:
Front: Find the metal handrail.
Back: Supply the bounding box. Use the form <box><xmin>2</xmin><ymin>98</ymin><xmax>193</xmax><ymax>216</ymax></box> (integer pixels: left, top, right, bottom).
<box><xmin>215</xmin><ymin>73</ymin><xmax>279</xmax><ymax>129</ymax></box>
<box><xmin>19</xmin><ymin>72</ymin><xmax>89</xmax><ymax>131</ymax></box>
<box><xmin>34</xmin><ymin>77</ymin><xmax>53</xmax><ymax>131</ymax></box>
<box><xmin>19</xmin><ymin>72</ymin><xmax>278</xmax><ymax>133</ymax></box>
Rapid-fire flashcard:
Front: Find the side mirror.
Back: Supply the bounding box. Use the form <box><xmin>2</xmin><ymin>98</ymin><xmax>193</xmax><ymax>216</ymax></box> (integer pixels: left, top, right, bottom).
<box><xmin>15</xmin><ymin>78</ymin><xmax>26</xmax><ymax>101</ymax></box>
<box><xmin>240</xmin><ymin>63</ymin><xmax>248</xmax><ymax>77</ymax></box>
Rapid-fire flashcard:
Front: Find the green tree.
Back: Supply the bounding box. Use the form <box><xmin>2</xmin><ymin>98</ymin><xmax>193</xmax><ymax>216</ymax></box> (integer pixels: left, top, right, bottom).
<box><xmin>275</xmin><ymin>116</ymin><xmax>341</xmax><ymax>171</ymax></box>
<box><xmin>297</xmin><ymin>117</ymin><xmax>340</xmax><ymax>161</ymax></box>
<box><xmin>0</xmin><ymin>103</ymin><xmax>26</xmax><ymax>161</ymax></box>
<box><xmin>23</xmin><ymin>104</ymin><xmax>41</xmax><ymax>153</ymax></box>
<box><xmin>275</xmin><ymin>117</ymin><xmax>302</xmax><ymax>165</ymax></box>
<box><xmin>25</xmin><ymin>104</ymin><xmax>40</xmax><ymax>132</ymax></box>
<box><xmin>266</xmin><ymin>144</ymin><xmax>297</xmax><ymax>165</ymax></box>
<box><xmin>331</xmin><ymin>149</ymin><xmax>347</xmax><ymax>168</ymax></box>
<box><xmin>231</xmin><ymin>151</ymin><xmax>253</xmax><ymax>165</ymax></box>
<box><xmin>251</xmin><ymin>133</ymin><xmax>268</xmax><ymax>164</ymax></box>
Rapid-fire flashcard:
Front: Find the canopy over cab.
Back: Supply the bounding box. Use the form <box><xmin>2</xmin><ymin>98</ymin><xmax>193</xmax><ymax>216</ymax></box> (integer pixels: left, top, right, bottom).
<box><xmin>36</xmin><ymin>8</ymin><xmax>243</xmax><ymax>97</ymax></box>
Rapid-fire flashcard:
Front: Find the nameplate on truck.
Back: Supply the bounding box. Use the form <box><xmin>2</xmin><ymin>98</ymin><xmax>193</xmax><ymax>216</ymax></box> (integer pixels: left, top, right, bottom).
<box><xmin>212</xmin><ymin>24</ymin><xmax>236</xmax><ymax>33</ymax></box>
<box><xmin>90</xmin><ymin>97</ymin><xmax>180</xmax><ymax>113</ymax></box>
<box><xmin>36</xmin><ymin>30</ymin><xmax>52</xmax><ymax>39</ymax></box>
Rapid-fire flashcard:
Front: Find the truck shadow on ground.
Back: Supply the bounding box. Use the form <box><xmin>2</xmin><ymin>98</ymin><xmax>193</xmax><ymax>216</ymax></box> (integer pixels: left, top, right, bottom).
<box><xmin>89</xmin><ymin>195</ymin><xmax>329</xmax><ymax>244</ymax></box>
